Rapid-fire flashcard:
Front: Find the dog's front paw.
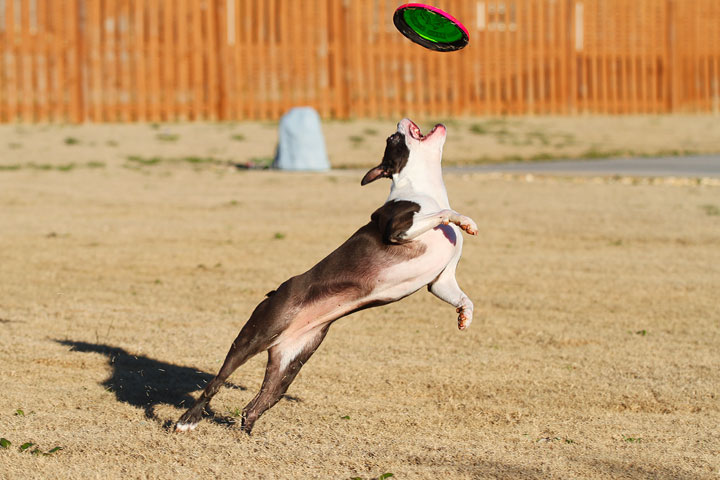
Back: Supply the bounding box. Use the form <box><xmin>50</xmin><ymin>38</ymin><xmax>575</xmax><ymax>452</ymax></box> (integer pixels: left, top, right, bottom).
<box><xmin>456</xmin><ymin>305</ymin><xmax>473</xmax><ymax>330</ymax></box>
<box><xmin>452</xmin><ymin>214</ymin><xmax>478</xmax><ymax>236</ymax></box>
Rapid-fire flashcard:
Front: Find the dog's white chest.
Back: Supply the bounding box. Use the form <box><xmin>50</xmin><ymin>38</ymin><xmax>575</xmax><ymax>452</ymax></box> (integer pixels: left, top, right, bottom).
<box><xmin>372</xmin><ymin>224</ymin><xmax>460</xmax><ymax>301</ymax></box>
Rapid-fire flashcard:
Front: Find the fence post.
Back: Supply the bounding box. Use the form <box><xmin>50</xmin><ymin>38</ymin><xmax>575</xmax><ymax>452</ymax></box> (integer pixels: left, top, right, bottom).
<box><xmin>667</xmin><ymin>0</ymin><xmax>679</xmax><ymax>112</ymax></box>
<box><xmin>71</xmin><ymin>0</ymin><xmax>85</xmax><ymax>123</ymax></box>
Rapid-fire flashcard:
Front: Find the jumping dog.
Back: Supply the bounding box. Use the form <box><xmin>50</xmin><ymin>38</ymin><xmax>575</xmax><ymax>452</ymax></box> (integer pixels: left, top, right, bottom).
<box><xmin>176</xmin><ymin>118</ymin><xmax>477</xmax><ymax>434</ymax></box>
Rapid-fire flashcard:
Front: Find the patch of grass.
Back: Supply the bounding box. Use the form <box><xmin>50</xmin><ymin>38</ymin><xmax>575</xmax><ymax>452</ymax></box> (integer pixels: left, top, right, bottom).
<box><xmin>64</xmin><ymin>137</ymin><xmax>80</xmax><ymax>145</ymax></box>
<box><xmin>106</xmin><ymin>140</ymin><xmax>119</xmax><ymax>147</ymax></box>
<box><xmin>155</xmin><ymin>132</ymin><xmax>179</xmax><ymax>142</ymax></box>
<box><xmin>623</xmin><ymin>435</ymin><xmax>643</xmax><ymax>443</ymax></box>
<box><xmin>1</xmin><ymin>162</ymin><xmax>104</xmax><ymax>172</ymax></box>
<box><xmin>555</xmin><ymin>133</ymin><xmax>577</xmax><ymax>148</ymax></box>
<box><xmin>634</xmin><ymin>329</ymin><xmax>648</xmax><ymax>336</ymax></box>
<box><xmin>182</xmin><ymin>156</ymin><xmax>225</xmax><ymax>165</ymax></box>
<box><xmin>340</xmin><ymin>415</ymin><xmax>350</xmax><ymax>420</ymax></box>
<box><xmin>362</xmin><ymin>128</ymin><xmax>378</xmax><ymax>136</ymax></box>
<box><xmin>450</xmin><ymin>144</ymin><xmax>710</xmax><ymax>166</ymax></box>
<box><xmin>8</xmin><ymin>142</ymin><xmax>22</xmax><ymax>149</ymax></box>
<box><xmin>349</xmin><ymin>135</ymin><xmax>365</xmax><ymax>147</ymax></box>
<box><xmin>469</xmin><ymin>123</ymin><xmax>489</xmax><ymax>135</ymax></box>
<box><xmin>127</xmin><ymin>155</ymin><xmax>163</xmax><ymax>166</ymax></box>
<box><xmin>468</xmin><ymin>119</ymin><xmax>511</xmax><ymax>136</ymax></box>
<box><xmin>537</xmin><ymin>436</ymin><xmax>575</xmax><ymax>444</ymax></box>
<box><xmin>229</xmin><ymin>407</ymin><xmax>242</xmax><ymax>417</ymax></box>
<box><xmin>126</xmin><ymin>155</ymin><xmax>228</xmax><ymax>168</ymax></box>
<box><xmin>0</xmin><ymin>438</ymin><xmax>63</xmax><ymax>455</ymax></box>
<box><xmin>700</xmin><ymin>204</ymin><xmax>720</xmax><ymax>216</ymax></box>
<box><xmin>248</xmin><ymin>156</ymin><xmax>274</xmax><ymax>168</ymax></box>
<box><xmin>273</xmin><ymin>232</ymin><xmax>286</xmax><ymax>240</ymax></box>
<box><xmin>15</xmin><ymin>409</ymin><xmax>25</xmax><ymax>416</ymax></box>
<box><xmin>30</xmin><ymin>163</ymin><xmax>54</xmax><ymax>171</ymax></box>
<box><xmin>19</xmin><ymin>442</ymin><xmax>35</xmax><ymax>452</ymax></box>
<box><xmin>352</xmin><ymin>474</ymin><xmax>394</xmax><ymax>480</ymax></box>
<box><xmin>609</xmin><ymin>239</ymin><xmax>623</xmax><ymax>246</ymax></box>
<box><xmin>529</xmin><ymin>152</ymin><xmax>557</xmax><ymax>162</ymax></box>
<box><xmin>230</xmin><ymin>134</ymin><xmax>245</xmax><ymax>142</ymax></box>
<box><xmin>528</xmin><ymin>131</ymin><xmax>551</xmax><ymax>146</ymax></box>
<box><xmin>581</xmin><ymin>147</ymin><xmax>627</xmax><ymax>159</ymax></box>
<box><xmin>428</xmin><ymin>118</ymin><xmax>459</xmax><ymax>128</ymax></box>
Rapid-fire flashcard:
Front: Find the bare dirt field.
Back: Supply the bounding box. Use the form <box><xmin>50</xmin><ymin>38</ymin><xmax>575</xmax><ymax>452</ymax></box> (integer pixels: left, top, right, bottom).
<box><xmin>1</xmin><ymin>122</ymin><xmax>719</xmax><ymax>479</ymax></box>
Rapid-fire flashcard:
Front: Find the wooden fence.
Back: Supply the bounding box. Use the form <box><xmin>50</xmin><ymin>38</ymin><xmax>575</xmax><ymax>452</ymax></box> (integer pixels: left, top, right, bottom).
<box><xmin>0</xmin><ymin>0</ymin><xmax>719</xmax><ymax>123</ymax></box>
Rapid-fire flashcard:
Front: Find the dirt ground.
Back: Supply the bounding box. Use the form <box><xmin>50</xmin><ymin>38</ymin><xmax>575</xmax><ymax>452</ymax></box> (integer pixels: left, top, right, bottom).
<box><xmin>1</xmin><ymin>115</ymin><xmax>719</xmax><ymax>170</ymax></box>
<box><xmin>1</xmin><ymin>123</ymin><xmax>719</xmax><ymax>479</ymax></box>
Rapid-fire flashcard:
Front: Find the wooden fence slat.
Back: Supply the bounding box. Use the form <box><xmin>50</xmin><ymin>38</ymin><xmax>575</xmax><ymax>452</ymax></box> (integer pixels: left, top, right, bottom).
<box><xmin>0</xmin><ymin>3</ymin><xmax>5</xmax><ymax>122</ymax></box>
<box><xmin>481</xmin><ymin>1</ymin><xmax>490</xmax><ymax>114</ymax></box>
<box><xmin>53</xmin><ymin>0</ymin><xmax>66</xmax><ymax>121</ymax></box>
<box><xmin>37</xmin><ymin>0</ymin><xmax>49</xmax><ymax>122</ymax></box>
<box><xmin>5</xmin><ymin>0</ymin><xmax>18</xmax><ymax>122</ymax></box>
<box><xmin>67</xmin><ymin>0</ymin><xmax>81</xmax><ymax>122</ymax></box>
<box><xmin>710</xmin><ymin>2</ymin><xmax>720</xmax><ymax>114</ymax></box>
<box><xmin>229</xmin><ymin>0</ymin><xmax>240</xmax><ymax>120</ymax></box>
<box><xmin>133</xmin><ymin>0</ymin><xmax>146</xmax><ymax>121</ymax></box>
<box><xmin>119</xmin><ymin>0</ymin><xmax>130</xmax><ymax>121</ymax></box>
<box><xmin>20</xmin><ymin>0</ymin><xmax>33</xmax><ymax>122</ymax></box>
<box><xmin>148</xmin><ymin>0</ymin><xmax>159</xmax><ymax>121</ymax></box>
<box><xmin>0</xmin><ymin>5</ymin><xmax>5</xmax><ymax>122</ymax></box>
<box><xmin>161</xmin><ymin>0</ymin><xmax>173</xmax><ymax>119</ymax></box>
<box><xmin>179</xmin><ymin>0</ymin><xmax>190</xmax><ymax>121</ymax></box>
<box><xmin>87</xmin><ymin>0</ymin><xmax>101</xmax><ymax>121</ymax></box>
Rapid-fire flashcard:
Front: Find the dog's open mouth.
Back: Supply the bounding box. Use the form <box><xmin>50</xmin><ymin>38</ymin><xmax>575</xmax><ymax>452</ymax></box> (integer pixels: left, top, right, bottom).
<box><xmin>406</xmin><ymin>119</ymin><xmax>443</xmax><ymax>141</ymax></box>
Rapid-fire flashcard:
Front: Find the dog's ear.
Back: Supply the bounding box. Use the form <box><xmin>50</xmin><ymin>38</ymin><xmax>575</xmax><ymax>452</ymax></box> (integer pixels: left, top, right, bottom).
<box><xmin>361</xmin><ymin>165</ymin><xmax>388</xmax><ymax>185</ymax></box>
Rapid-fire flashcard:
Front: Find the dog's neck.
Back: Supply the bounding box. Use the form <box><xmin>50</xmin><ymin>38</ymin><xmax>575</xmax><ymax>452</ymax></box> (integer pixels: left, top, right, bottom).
<box><xmin>388</xmin><ymin>158</ymin><xmax>450</xmax><ymax>209</ymax></box>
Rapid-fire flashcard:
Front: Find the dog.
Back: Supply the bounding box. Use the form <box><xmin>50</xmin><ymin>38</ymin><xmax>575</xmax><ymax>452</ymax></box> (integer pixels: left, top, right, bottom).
<box><xmin>176</xmin><ymin>118</ymin><xmax>477</xmax><ymax>434</ymax></box>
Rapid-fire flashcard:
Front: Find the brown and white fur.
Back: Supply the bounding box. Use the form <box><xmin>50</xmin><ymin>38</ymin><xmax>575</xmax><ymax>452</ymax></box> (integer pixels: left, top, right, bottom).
<box><xmin>175</xmin><ymin>118</ymin><xmax>477</xmax><ymax>434</ymax></box>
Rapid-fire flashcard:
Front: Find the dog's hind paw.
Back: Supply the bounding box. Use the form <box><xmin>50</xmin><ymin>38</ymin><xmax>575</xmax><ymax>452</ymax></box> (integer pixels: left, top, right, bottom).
<box><xmin>456</xmin><ymin>306</ymin><xmax>473</xmax><ymax>330</ymax></box>
<box><xmin>175</xmin><ymin>421</ymin><xmax>198</xmax><ymax>433</ymax></box>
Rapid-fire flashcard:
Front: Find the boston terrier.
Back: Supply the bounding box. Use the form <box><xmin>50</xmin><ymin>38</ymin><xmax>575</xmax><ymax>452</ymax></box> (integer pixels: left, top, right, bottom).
<box><xmin>176</xmin><ymin>118</ymin><xmax>477</xmax><ymax>434</ymax></box>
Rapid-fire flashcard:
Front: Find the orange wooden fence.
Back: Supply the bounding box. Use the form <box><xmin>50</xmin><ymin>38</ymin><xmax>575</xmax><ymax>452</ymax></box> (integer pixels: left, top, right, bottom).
<box><xmin>0</xmin><ymin>0</ymin><xmax>718</xmax><ymax>123</ymax></box>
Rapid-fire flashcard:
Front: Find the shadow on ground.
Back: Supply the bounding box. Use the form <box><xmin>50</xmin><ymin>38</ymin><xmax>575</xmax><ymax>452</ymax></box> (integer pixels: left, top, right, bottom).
<box><xmin>56</xmin><ymin>339</ymin><xmax>246</xmax><ymax>427</ymax></box>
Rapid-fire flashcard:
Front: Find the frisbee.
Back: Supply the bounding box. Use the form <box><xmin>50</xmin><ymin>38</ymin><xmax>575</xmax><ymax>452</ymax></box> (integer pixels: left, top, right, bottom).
<box><xmin>393</xmin><ymin>3</ymin><xmax>469</xmax><ymax>52</ymax></box>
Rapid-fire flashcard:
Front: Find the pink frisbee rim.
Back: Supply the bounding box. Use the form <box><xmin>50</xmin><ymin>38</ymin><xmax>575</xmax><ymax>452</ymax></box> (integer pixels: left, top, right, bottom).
<box><xmin>396</xmin><ymin>3</ymin><xmax>470</xmax><ymax>38</ymax></box>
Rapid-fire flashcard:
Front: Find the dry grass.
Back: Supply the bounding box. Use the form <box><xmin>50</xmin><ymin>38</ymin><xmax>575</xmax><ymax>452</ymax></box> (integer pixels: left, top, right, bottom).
<box><xmin>0</xmin><ymin>142</ymin><xmax>719</xmax><ymax>479</ymax></box>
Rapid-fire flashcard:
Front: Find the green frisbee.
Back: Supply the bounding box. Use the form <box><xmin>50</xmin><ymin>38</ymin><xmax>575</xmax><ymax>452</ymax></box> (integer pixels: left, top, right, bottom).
<box><xmin>393</xmin><ymin>3</ymin><xmax>469</xmax><ymax>52</ymax></box>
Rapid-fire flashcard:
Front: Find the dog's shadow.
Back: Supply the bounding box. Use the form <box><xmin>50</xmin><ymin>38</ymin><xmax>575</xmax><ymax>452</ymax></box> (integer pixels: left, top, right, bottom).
<box><xmin>56</xmin><ymin>339</ymin><xmax>246</xmax><ymax>428</ymax></box>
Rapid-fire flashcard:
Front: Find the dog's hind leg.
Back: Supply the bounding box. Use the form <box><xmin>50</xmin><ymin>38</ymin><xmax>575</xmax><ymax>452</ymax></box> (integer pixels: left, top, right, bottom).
<box><xmin>428</xmin><ymin>252</ymin><xmax>474</xmax><ymax>330</ymax></box>
<box><xmin>175</xmin><ymin>297</ymin><xmax>291</xmax><ymax>432</ymax></box>
<box><xmin>175</xmin><ymin>331</ymin><xmax>267</xmax><ymax>431</ymax></box>
<box><xmin>241</xmin><ymin>325</ymin><xmax>329</xmax><ymax>434</ymax></box>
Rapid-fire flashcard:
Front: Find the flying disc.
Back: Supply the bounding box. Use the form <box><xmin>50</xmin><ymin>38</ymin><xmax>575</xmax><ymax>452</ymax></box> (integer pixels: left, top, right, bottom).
<box><xmin>393</xmin><ymin>3</ymin><xmax>469</xmax><ymax>52</ymax></box>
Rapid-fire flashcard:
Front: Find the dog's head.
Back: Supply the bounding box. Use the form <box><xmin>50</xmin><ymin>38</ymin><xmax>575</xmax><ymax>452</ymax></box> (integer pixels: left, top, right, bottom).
<box><xmin>361</xmin><ymin>118</ymin><xmax>447</xmax><ymax>185</ymax></box>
